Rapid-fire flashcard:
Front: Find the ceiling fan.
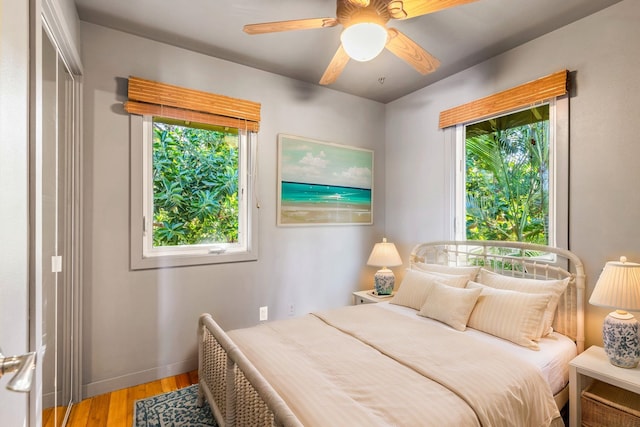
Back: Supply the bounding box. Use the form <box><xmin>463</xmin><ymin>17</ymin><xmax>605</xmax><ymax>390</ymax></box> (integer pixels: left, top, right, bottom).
<box><xmin>243</xmin><ymin>0</ymin><xmax>479</xmax><ymax>85</ymax></box>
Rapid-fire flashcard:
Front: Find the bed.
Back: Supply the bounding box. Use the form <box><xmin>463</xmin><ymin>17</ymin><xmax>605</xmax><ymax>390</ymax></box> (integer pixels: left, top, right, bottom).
<box><xmin>197</xmin><ymin>240</ymin><xmax>585</xmax><ymax>426</ymax></box>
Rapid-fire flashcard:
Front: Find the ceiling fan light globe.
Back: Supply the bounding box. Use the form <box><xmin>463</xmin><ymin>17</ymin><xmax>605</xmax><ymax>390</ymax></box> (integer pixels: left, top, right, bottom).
<box><xmin>340</xmin><ymin>23</ymin><xmax>387</xmax><ymax>62</ymax></box>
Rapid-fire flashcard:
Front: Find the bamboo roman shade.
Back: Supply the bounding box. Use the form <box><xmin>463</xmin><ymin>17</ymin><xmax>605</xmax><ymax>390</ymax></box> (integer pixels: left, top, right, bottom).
<box><xmin>124</xmin><ymin>76</ymin><xmax>261</xmax><ymax>132</ymax></box>
<box><xmin>438</xmin><ymin>70</ymin><xmax>568</xmax><ymax>129</ymax></box>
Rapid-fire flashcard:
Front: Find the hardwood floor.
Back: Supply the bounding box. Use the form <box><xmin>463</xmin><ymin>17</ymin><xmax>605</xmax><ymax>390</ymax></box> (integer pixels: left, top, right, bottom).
<box><xmin>43</xmin><ymin>370</ymin><xmax>199</xmax><ymax>427</ymax></box>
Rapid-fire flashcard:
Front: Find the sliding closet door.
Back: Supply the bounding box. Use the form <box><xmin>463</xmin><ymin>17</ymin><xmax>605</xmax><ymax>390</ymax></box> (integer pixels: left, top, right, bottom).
<box><xmin>41</xmin><ymin>27</ymin><xmax>76</xmax><ymax>427</ymax></box>
<box><xmin>41</xmin><ymin>28</ymin><xmax>63</xmax><ymax>426</ymax></box>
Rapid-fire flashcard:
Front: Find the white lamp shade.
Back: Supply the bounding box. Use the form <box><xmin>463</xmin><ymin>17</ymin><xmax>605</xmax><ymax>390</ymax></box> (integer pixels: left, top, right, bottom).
<box><xmin>589</xmin><ymin>256</ymin><xmax>640</xmax><ymax>368</ymax></box>
<box><xmin>589</xmin><ymin>257</ymin><xmax>640</xmax><ymax>312</ymax></box>
<box><xmin>340</xmin><ymin>23</ymin><xmax>388</xmax><ymax>62</ymax></box>
<box><xmin>367</xmin><ymin>238</ymin><xmax>402</xmax><ymax>268</ymax></box>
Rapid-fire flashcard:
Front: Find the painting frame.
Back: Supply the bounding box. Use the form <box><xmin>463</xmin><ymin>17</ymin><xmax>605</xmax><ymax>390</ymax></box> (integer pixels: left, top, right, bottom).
<box><xmin>277</xmin><ymin>134</ymin><xmax>374</xmax><ymax>226</ymax></box>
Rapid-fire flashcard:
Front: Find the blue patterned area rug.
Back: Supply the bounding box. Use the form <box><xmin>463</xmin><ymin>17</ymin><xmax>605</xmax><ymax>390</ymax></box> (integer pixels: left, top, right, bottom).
<box><xmin>134</xmin><ymin>384</ymin><xmax>218</xmax><ymax>427</ymax></box>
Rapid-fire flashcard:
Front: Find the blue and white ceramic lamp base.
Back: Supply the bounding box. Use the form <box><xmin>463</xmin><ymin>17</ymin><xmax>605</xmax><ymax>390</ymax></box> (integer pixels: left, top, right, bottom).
<box><xmin>374</xmin><ymin>269</ymin><xmax>395</xmax><ymax>295</ymax></box>
<box><xmin>602</xmin><ymin>311</ymin><xmax>640</xmax><ymax>369</ymax></box>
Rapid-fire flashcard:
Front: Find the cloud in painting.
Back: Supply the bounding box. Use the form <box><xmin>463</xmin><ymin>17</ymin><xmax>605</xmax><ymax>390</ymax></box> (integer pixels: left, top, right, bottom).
<box><xmin>334</xmin><ymin>166</ymin><xmax>372</xmax><ymax>189</ymax></box>
<box><xmin>282</xmin><ymin>150</ymin><xmax>328</xmax><ymax>183</ymax></box>
<box><xmin>300</xmin><ymin>151</ymin><xmax>328</xmax><ymax>169</ymax></box>
<box><xmin>280</xmin><ymin>137</ymin><xmax>372</xmax><ymax>189</ymax></box>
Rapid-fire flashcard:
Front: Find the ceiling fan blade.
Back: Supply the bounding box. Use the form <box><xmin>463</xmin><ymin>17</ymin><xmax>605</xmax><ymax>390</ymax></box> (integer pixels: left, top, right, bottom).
<box><xmin>385</xmin><ymin>28</ymin><xmax>440</xmax><ymax>74</ymax></box>
<box><xmin>319</xmin><ymin>45</ymin><xmax>350</xmax><ymax>85</ymax></box>
<box><xmin>388</xmin><ymin>0</ymin><xmax>479</xmax><ymax>19</ymax></box>
<box><xmin>243</xmin><ymin>18</ymin><xmax>338</xmax><ymax>35</ymax></box>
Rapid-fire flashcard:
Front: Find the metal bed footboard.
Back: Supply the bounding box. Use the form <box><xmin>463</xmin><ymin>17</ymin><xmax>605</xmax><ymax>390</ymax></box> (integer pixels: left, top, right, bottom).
<box><xmin>197</xmin><ymin>313</ymin><xmax>303</xmax><ymax>427</ymax></box>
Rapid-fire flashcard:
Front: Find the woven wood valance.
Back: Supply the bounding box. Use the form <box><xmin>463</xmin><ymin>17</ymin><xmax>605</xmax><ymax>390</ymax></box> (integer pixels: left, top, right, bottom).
<box><xmin>438</xmin><ymin>70</ymin><xmax>568</xmax><ymax>129</ymax></box>
<box><xmin>124</xmin><ymin>76</ymin><xmax>261</xmax><ymax>131</ymax></box>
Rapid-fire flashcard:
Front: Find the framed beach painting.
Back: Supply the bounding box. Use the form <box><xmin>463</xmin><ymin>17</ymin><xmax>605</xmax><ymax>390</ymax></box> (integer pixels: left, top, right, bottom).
<box><xmin>277</xmin><ymin>134</ymin><xmax>373</xmax><ymax>226</ymax></box>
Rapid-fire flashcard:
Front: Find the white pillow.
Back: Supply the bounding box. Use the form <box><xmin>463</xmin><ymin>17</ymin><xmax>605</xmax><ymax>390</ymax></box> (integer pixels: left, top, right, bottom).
<box><xmin>466</xmin><ymin>282</ymin><xmax>551</xmax><ymax>350</ymax></box>
<box><xmin>390</xmin><ymin>270</ymin><xmax>469</xmax><ymax>310</ymax></box>
<box><xmin>477</xmin><ymin>269</ymin><xmax>570</xmax><ymax>336</ymax></box>
<box><xmin>413</xmin><ymin>262</ymin><xmax>481</xmax><ymax>281</ymax></box>
<box><xmin>418</xmin><ymin>281</ymin><xmax>482</xmax><ymax>331</ymax></box>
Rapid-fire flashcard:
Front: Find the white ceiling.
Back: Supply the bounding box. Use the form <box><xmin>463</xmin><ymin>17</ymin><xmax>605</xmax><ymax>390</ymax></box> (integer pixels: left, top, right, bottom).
<box><xmin>74</xmin><ymin>0</ymin><xmax>622</xmax><ymax>103</ymax></box>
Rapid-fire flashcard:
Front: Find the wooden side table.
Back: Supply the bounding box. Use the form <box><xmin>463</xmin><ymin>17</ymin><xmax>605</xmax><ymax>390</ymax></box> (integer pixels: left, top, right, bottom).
<box><xmin>569</xmin><ymin>345</ymin><xmax>640</xmax><ymax>427</ymax></box>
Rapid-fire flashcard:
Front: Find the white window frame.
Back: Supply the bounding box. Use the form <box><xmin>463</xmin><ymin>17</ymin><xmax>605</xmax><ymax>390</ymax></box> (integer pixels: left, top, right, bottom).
<box><xmin>449</xmin><ymin>97</ymin><xmax>568</xmax><ymax>249</ymax></box>
<box><xmin>130</xmin><ymin>115</ymin><xmax>259</xmax><ymax>269</ymax></box>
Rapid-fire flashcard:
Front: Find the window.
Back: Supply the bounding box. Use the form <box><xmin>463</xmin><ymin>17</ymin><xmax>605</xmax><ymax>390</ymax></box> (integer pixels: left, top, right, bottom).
<box><xmin>455</xmin><ymin>104</ymin><xmax>554</xmax><ymax>244</ymax></box>
<box><xmin>143</xmin><ymin>117</ymin><xmax>253</xmax><ymax>255</ymax></box>
<box><xmin>126</xmin><ymin>77</ymin><xmax>260</xmax><ymax>268</ymax></box>
<box><xmin>440</xmin><ymin>71</ymin><xmax>569</xmax><ymax>247</ymax></box>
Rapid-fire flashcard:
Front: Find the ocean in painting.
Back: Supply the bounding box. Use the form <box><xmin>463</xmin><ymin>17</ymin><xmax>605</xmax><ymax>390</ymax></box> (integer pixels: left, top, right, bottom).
<box><xmin>280</xmin><ymin>181</ymin><xmax>372</xmax><ymax>224</ymax></box>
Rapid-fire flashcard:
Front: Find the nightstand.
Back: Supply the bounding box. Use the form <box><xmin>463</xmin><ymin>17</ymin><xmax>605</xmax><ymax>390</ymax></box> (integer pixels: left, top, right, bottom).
<box><xmin>569</xmin><ymin>345</ymin><xmax>640</xmax><ymax>427</ymax></box>
<box><xmin>352</xmin><ymin>290</ymin><xmax>394</xmax><ymax>305</ymax></box>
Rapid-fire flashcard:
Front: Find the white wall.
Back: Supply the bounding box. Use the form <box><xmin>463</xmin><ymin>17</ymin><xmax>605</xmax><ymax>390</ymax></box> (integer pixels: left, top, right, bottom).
<box><xmin>80</xmin><ymin>22</ymin><xmax>385</xmax><ymax>396</ymax></box>
<box><xmin>385</xmin><ymin>0</ymin><xmax>640</xmax><ymax>349</ymax></box>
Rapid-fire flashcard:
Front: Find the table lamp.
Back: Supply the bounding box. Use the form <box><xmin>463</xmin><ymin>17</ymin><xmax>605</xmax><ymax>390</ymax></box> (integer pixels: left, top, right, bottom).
<box><xmin>589</xmin><ymin>256</ymin><xmax>640</xmax><ymax>368</ymax></box>
<box><xmin>367</xmin><ymin>237</ymin><xmax>402</xmax><ymax>295</ymax></box>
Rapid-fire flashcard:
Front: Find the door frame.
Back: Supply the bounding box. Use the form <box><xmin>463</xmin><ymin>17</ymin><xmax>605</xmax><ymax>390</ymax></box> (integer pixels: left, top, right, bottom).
<box><xmin>30</xmin><ymin>0</ymin><xmax>83</xmax><ymax>424</ymax></box>
<box><xmin>40</xmin><ymin>0</ymin><xmax>84</xmax><ymax>408</ymax></box>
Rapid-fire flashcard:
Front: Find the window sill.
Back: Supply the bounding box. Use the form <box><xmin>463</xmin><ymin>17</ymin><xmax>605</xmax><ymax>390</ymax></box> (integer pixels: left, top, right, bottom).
<box><xmin>130</xmin><ymin>248</ymin><xmax>258</xmax><ymax>270</ymax></box>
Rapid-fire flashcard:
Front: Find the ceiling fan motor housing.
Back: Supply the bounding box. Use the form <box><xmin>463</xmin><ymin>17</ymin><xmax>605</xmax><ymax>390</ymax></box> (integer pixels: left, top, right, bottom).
<box><xmin>338</xmin><ymin>0</ymin><xmax>391</xmax><ymax>28</ymax></box>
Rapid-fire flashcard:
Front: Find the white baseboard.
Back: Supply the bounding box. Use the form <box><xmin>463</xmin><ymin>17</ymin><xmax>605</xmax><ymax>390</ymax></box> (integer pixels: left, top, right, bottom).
<box><xmin>82</xmin><ymin>357</ymin><xmax>198</xmax><ymax>399</ymax></box>
<box><xmin>42</xmin><ymin>390</ymin><xmax>61</xmax><ymax>409</ymax></box>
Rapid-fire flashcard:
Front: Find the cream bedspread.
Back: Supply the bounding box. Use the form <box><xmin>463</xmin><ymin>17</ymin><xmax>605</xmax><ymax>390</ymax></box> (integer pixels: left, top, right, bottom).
<box><xmin>228</xmin><ymin>304</ymin><xmax>562</xmax><ymax>427</ymax></box>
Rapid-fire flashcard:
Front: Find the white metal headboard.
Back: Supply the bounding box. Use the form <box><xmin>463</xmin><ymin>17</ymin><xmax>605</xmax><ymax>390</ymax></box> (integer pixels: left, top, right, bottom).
<box><xmin>410</xmin><ymin>240</ymin><xmax>585</xmax><ymax>353</ymax></box>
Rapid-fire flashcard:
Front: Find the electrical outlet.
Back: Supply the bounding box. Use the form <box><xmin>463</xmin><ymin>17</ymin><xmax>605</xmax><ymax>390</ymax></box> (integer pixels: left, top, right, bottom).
<box><xmin>288</xmin><ymin>303</ymin><xmax>295</xmax><ymax>316</ymax></box>
<box><xmin>259</xmin><ymin>306</ymin><xmax>268</xmax><ymax>321</ymax></box>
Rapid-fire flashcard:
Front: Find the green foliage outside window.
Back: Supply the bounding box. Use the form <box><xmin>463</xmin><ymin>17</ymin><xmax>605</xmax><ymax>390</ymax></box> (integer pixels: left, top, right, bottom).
<box><xmin>465</xmin><ymin>105</ymin><xmax>550</xmax><ymax>244</ymax></box>
<box><xmin>152</xmin><ymin>119</ymin><xmax>239</xmax><ymax>247</ymax></box>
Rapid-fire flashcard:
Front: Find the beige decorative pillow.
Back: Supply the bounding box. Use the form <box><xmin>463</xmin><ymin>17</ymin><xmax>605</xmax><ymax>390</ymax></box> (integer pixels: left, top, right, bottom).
<box><xmin>418</xmin><ymin>281</ymin><xmax>482</xmax><ymax>331</ymax></box>
<box><xmin>413</xmin><ymin>262</ymin><xmax>481</xmax><ymax>281</ymax></box>
<box><xmin>390</xmin><ymin>270</ymin><xmax>469</xmax><ymax>310</ymax></box>
<box><xmin>477</xmin><ymin>269</ymin><xmax>570</xmax><ymax>336</ymax></box>
<box><xmin>466</xmin><ymin>282</ymin><xmax>551</xmax><ymax>350</ymax></box>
